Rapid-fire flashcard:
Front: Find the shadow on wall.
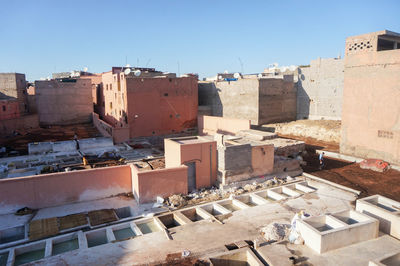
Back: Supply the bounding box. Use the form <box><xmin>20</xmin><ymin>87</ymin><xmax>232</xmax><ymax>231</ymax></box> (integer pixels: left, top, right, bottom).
<box><xmin>198</xmin><ymin>82</ymin><xmax>223</xmax><ymax>117</ymax></box>
<box><xmin>296</xmin><ymin>68</ymin><xmax>311</xmax><ymax>120</ymax></box>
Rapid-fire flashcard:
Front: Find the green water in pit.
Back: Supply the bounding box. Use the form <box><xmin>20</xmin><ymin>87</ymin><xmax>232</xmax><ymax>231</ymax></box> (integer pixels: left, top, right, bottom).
<box><xmin>52</xmin><ymin>238</ymin><xmax>79</xmax><ymax>255</ymax></box>
<box><xmin>113</xmin><ymin>228</ymin><xmax>135</xmax><ymax>240</ymax></box>
<box><xmin>87</xmin><ymin>232</ymin><xmax>108</xmax><ymax>248</ymax></box>
<box><xmin>14</xmin><ymin>249</ymin><xmax>45</xmax><ymax>266</ymax></box>
<box><xmin>316</xmin><ymin>225</ymin><xmax>333</xmax><ymax>232</ymax></box>
<box><xmin>137</xmin><ymin>221</ymin><xmax>160</xmax><ymax>234</ymax></box>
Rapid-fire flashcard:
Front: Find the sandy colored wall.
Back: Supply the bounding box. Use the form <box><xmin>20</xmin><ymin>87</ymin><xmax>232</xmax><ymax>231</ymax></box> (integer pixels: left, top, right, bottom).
<box><xmin>0</xmin><ymin>73</ymin><xmax>28</xmax><ymax>115</ymax></box>
<box><xmin>0</xmin><ymin>165</ymin><xmax>132</xmax><ymax>215</ymax></box>
<box><xmin>198</xmin><ymin>115</ymin><xmax>250</xmax><ymax>135</ymax></box>
<box><xmin>125</xmin><ymin>76</ymin><xmax>198</xmax><ymax>138</ymax></box>
<box><xmin>130</xmin><ymin>164</ymin><xmax>188</xmax><ymax>203</ymax></box>
<box><xmin>35</xmin><ymin>79</ymin><xmax>93</xmax><ymax>126</ymax></box>
<box><xmin>297</xmin><ymin>58</ymin><xmax>344</xmax><ymax>120</ymax></box>
<box><xmin>0</xmin><ymin>113</ymin><xmax>39</xmax><ymax>135</ymax></box>
<box><xmin>341</xmin><ymin>44</ymin><xmax>400</xmax><ymax>165</ymax></box>
<box><xmin>251</xmin><ymin>144</ymin><xmax>274</xmax><ymax>175</ymax></box>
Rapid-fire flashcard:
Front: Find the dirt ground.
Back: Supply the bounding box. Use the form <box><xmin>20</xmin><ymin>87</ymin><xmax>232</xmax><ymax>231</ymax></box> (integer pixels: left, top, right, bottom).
<box><xmin>0</xmin><ymin>123</ymin><xmax>101</xmax><ymax>155</ymax></box>
<box><xmin>300</xmin><ymin>140</ymin><xmax>400</xmax><ymax>202</ymax></box>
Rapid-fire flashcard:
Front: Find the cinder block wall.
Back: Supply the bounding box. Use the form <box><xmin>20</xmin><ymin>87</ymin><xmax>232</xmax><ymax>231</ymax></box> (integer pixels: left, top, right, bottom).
<box><xmin>35</xmin><ymin>79</ymin><xmax>93</xmax><ymax>126</ymax></box>
<box><xmin>297</xmin><ymin>58</ymin><xmax>344</xmax><ymax>120</ymax></box>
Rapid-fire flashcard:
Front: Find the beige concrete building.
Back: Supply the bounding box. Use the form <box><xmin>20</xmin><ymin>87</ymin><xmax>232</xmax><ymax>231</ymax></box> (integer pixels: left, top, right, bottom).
<box><xmin>0</xmin><ymin>73</ymin><xmax>28</xmax><ymax>115</ymax></box>
<box><xmin>340</xmin><ymin>30</ymin><xmax>400</xmax><ymax>165</ymax></box>
<box><xmin>35</xmin><ymin>78</ymin><xmax>93</xmax><ymax>126</ymax></box>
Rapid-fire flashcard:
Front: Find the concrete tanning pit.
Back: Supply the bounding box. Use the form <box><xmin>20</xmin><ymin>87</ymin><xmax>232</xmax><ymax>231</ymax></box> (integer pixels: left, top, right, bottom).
<box><xmin>356</xmin><ymin>195</ymin><xmax>400</xmax><ymax>239</ymax></box>
<box><xmin>208</xmin><ymin>247</ymin><xmax>264</xmax><ymax>266</ymax></box>
<box><xmin>180</xmin><ymin>208</ymin><xmax>212</xmax><ymax>222</ymax></box>
<box><xmin>115</xmin><ymin>206</ymin><xmax>132</xmax><ymax>219</ymax></box>
<box><xmin>112</xmin><ymin>224</ymin><xmax>136</xmax><ymax>241</ymax></box>
<box><xmin>217</xmin><ymin>200</ymin><xmax>249</xmax><ymax>212</ymax></box>
<box><xmin>235</xmin><ymin>194</ymin><xmax>269</xmax><ymax>207</ymax></box>
<box><xmin>51</xmin><ymin>233</ymin><xmax>79</xmax><ymax>256</ymax></box>
<box><xmin>369</xmin><ymin>251</ymin><xmax>400</xmax><ymax>266</ymax></box>
<box><xmin>269</xmin><ymin>185</ymin><xmax>302</xmax><ymax>198</ymax></box>
<box><xmin>135</xmin><ymin>219</ymin><xmax>162</xmax><ymax>235</ymax></box>
<box><xmin>85</xmin><ymin>229</ymin><xmax>108</xmax><ymax>248</ymax></box>
<box><xmin>0</xmin><ymin>251</ymin><xmax>9</xmax><ymax>266</ymax></box>
<box><xmin>297</xmin><ymin>210</ymin><xmax>379</xmax><ymax>254</ymax></box>
<box><xmin>14</xmin><ymin>242</ymin><xmax>46</xmax><ymax>266</ymax></box>
<box><xmin>157</xmin><ymin>213</ymin><xmax>187</xmax><ymax>229</ymax></box>
<box><xmin>253</xmin><ymin>189</ymin><xmax>286</xmax><ymax>202</ymax></box>
<box><xmin>200</xmin><ymin>204</ymin><xmax>231</xmax><ymax>217</ymax></box>
<box><xmin>0</xmin><ymin>226</ymin><xmax>25</xmax><ymax>245</ymax></box>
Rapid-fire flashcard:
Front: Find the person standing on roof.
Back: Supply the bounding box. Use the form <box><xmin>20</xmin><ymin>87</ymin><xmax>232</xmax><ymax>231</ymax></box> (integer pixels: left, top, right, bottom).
<box><xmin>319</xmin><ymin>152</ymin><xmax>325</xmax><ymax>170</ymax></box>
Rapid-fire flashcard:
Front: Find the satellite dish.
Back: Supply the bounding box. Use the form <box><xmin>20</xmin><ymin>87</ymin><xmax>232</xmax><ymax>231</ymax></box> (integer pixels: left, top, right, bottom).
<box><xmin>257</xmin><ymin>73</ymin><xmax>263</xmax><ymax>78</ymax></box>
<box><xmin>218</xmin><ymin>75</ymin><xmax>223</xmax><ymax>80</ymax></box>
<box><xmin>83</xmin><ymin>67</ymin><xmax>88</xmax><ymax>72</ymax></box>
<box><xmin>134</xmin><ymin>70</ymin><xmax>141</xmax><ymax>77</ymax></box>
<box><xmin>124</xmin><ymin>68</ymin><xmax>131</xmax><ymax>75</ymax></box>
<box><xmin>224</xmin><ymin>70</ymin><xmax>228</xmax><ymax>74</ymax></box>
<box><xmin>233</xmin><ymin>72</ymin><xmax>240</xmax><ymax>79</ymax></box>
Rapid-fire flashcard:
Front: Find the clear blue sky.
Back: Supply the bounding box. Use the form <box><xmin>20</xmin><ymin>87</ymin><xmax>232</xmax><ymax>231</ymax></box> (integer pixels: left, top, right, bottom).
<box><xmin>0</xmin><ymin>0</ymin><xmax>399</xmax><ymax>81</ymax></box>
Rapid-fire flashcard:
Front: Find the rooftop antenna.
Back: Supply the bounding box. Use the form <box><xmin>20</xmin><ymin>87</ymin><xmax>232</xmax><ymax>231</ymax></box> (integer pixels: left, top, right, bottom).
<box><xmin>177</xmin><ymin>61</ymin><xmax>180</xmax><ymax>77</ymax></box>
<box><xmin>238</xmin><ymin>57</ymin><xmax>244</xmax><ymax>74</ymax></box>
<box><xmin>145</xmin><ymin>59</ymin><xmax>151</xmax><ymax>67</ymax></box>
<box><xmin>125</xmin><ymin>56</ymin><xmax>128</xmax><ymax>66</ymax></box>
<box><xmin>137</xmin><ymin>58</ymin><xmax>139</xmax><ymax>67</ymax></box>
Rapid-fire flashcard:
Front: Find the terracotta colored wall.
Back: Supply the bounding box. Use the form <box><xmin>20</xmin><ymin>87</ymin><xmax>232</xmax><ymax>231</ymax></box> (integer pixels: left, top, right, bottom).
<box><xmin>0</xmin><ymin>165</ymin><xmax>132</xmax><ymax>215</ymax></box>
<box><xmin>0</xmin><ymin>100</ymin><xmax>20</xmax><ymax>120</ymax></box>
<box><xmin>125</xmin><ymin>76</ymin><xmax>198</xmax><ymax>137</ymax></box>
<box><xmin>0</xmin><ymin>113</ymin><xmax>39</xmax><ymax>135</ymax></box>
<box><xmin>130</xmin><ymin>164</ymin><xmax>188</xmax><ymax>203</ymax></box>
<box><xmin>92</xmin><ymin>112</ymin><xmax>130</xmax><ymax>143</ymax></box>
<box><xmin>251</xmin><ymin>144</ymin><xmax>274</xmax><ymax>175</ymax></box>
<box><xmin>198</xmin><ymin>115</ymin><xmax>250</xmax><ymax>135</ymax></box>
<box><xmin>165</xmin><ymin>137</ymin><xmax>217</xmax><ymax>189</ymax></box>
<box><xmin>340</xmin><ymin>35</ymin><xmax>400</xmax><ymax>165</ymax></box>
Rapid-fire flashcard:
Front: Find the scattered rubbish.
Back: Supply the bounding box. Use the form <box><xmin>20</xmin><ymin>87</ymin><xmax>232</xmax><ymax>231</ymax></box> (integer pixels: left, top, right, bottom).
<box><xmin>167</xmin><ymin>194</ymin><xmax>187</xmax><ymax>208</ymax></box>
<box><xmin>360</xmin><ymin>159</ymin><xmax>390</xmax><ymax>172</ymax></box>
<box><xmin>15</xmin><ymin>207</ymin><xmax>35</xmax><ymax>216</ymax></box>
<box><xmin>261</xmin><ymin>222</ymin><xmax>290</xmax><ymax>241</ymax></box>
<box><xmin>286</xmin><ymin>175</ymin><xmax>294</xmax><ymax>182</ymax></box>
<box><xmin>181</xmin><ymin>250</ymin><xmax>191</xmax><ymax>257</ymax></box>
<box><xmin>152</xmin><ymin>196</ymin><xmax>165</xmax><ymax>208</ymax></box>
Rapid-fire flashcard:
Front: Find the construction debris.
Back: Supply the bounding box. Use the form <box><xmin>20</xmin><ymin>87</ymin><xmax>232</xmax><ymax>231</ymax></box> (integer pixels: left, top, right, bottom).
<box><xmin>260</xmin><ymin>222</ymin><xmax>290</xmax><ymax>242</ymax></box>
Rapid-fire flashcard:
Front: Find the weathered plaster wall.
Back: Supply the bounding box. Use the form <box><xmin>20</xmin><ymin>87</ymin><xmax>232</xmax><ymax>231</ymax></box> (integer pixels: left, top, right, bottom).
<box><xmin>125</xmin><ymin>76</ymin><xmax>198</xmax><ymax>138</ymax></box>
<box><xmin>130</xmin><ymin>164</ymin><xmax>188</xmax><ymax>204</ymax></box>
<box><xmin>251</xmin><ymin>144</ymin><xmax>274</xmax><ymax>175</ymax></box>
<box><xmin>198</xmin><ymin>115</ymin><xmax>250</xmax><ymax>135</ymax></box>
<box><xmin>165</xmin><ymin>137</ymin><xmax>217</xmax><ymax>189</ymax></box>
<box><xmin>258</xmin><ymin>77</ymin><xmax>296</xmax><ymax>124</ymax></box>
<box><xmin>0</xmin><ymin>113</ymin><xmax>39</xmax><ymax>135</ymax></box>
<box><xmin>35</xmin><ymin>79</ymin><xmax>93</xmax><ymax>125</ymax></box>
<box><xmin>0</xmin><ymin>165</ymin><xmax>132</xmax><ymax>215</ymax></box>
<box><xmin>0</xmin><ymin>73</ymin><xmax>28</xmax><ymax>115</ymax></box>
<box><xmin>297</xmin><ymin>58</ymin><xmax>344</xmax><ymax>120</ymax></box>
<box><xmin>0</xmin><ymin>100</ymin><xmax>20</xmax><ymax>120</ymax></box>
<box><xmin>92</xmin><ymin>112</ymin><xmax>130</xmax><ymax>143</ymax></box>
<box><xmin>340</xmin><ymin>34</ymin><xmax>400</xmax><ymax>165</ymax></box>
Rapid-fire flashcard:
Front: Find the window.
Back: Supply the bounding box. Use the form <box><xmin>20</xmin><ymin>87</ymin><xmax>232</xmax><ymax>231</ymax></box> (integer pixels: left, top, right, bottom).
<box><xmin>106</xmin><ymin>84</ymin><xmax>109</xmax><ymax>90</ymax></box>
<box><xmin>110</xmin><ymin>102</ymin><xmax>113</xmax><ymax>109</ymax></box>
<box><xmin>2</xmin><ymin>106</ymin><xmax>5</xmax><ymax>112</ymax></box>
<box><xmin>110</xmin><ymin>84</ymin><xmax>112</xmax><ymax>90</ymax></box>
<box><xmin>115</xmin><ymin>93</ymin><xmax>117</xmax><ymax>99</ymax></box>
<box><xmin>377</xmin><ymin>37</ymin><xmax>400</xmax><ymax>51</ymax></box>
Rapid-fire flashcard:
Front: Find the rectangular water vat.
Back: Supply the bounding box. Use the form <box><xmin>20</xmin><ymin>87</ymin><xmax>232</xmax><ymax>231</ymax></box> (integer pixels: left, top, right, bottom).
<box><xmin>115</xmin><ymin>207</ymin><xmax>132</xmax><ymax>219</ymax></box>
<box><xmin>14</xmin><ymin>242</ymin><xmax>46</xmax><ymax>266</ymax></box>
<box><xmin>0</xmin><ymin>251</ymin><xmax>9</xmax><ymax>266</ymax></box>
<box><xmin>86</xmin><ymin>230</ymin><xmax>108</xmax><ymax>248</ymax></box>
<box><xmin>332</xmin><ymin>210</ymin><xmax>370</xmax><ymax>225</ymax></box>
<box><xmin>356</xmin><ymin>195</ymin><xmax>400</xmax><ymax>239</ymax></box>
<box><xmin>112</xmin><ymin>225</ymin><xmax>136</xmax><ymax>241</ymax></box>
<box><xmin>157</xmin><ymin>214</ymin><xmax>185</xmax><ymax>229</ymax></box>
<box><xmin>254</xmin><ymin>189</ymin><xmax>285</xmax><ymax>201</ymax></box>
<box><xmin>236</xmin><ymin>194</ymin><xmax>267</xmax><ymax>207</ymax></box>
<box><xmin>217</xmin><ymin>200</ymin><xmax>247</xmax><ymax>212</ymax></box>
<box><xmin>200</xmin><ymin>204</ymin><xmax>231</xmax><ymax>216</ymax></box>
<box><xmin>180</xmin><ymin>208</ymin><xmax>210</xmax><ymax>222</ymax></box>
<box><xmin>0</xmin><ymin>226</ymin><xmax>25</xmax><ymax>244</ymax></box>
<box><xmin>52</xmin><ymin>233</ymin><xmax>79</xmax><ymax>256</ymax></box>
<box><xmin>270</xmin><ymin>186</ymin><xmax>301</xmax><ymax>198</ymax></box>
<box><xmin>295</xmin><ymin>182</ymin><xmax>317</xmax><ymax>193</ymax></box>
<box><xmin>209</xmin><ymin>247</ymin><xmax>264</xmax><ymax>266</ymax></box>
<box><xmin>135</xmin><ymin>219</ymin><xmax>161</xmax><ymax>234</ymax></box>
<box><xmin>297</xmin><ymin>211</ymin><xmax>378</xmax><ymax>254</ymax></box>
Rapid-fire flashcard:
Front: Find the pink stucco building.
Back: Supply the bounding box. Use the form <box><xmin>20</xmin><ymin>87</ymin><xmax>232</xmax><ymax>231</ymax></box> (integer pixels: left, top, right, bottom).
<box><xmin>340</xmin><ymin>30</ymin><xmax>400</xmax><ymax>165</ymax></box>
